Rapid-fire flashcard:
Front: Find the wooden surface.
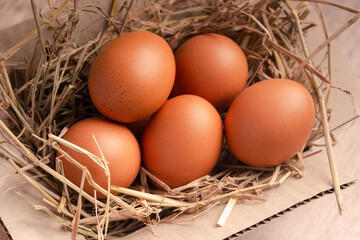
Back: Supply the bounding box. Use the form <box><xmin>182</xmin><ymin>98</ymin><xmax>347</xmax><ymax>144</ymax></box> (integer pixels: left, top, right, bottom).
<box><xmin>0</xmin><ymin>1</ymin><xmax>359</xmax><ymax>240</ymax></box>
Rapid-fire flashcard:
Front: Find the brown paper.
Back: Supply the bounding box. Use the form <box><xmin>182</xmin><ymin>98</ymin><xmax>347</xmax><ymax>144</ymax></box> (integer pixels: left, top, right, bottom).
<box><xmin>0</xmin><ymin>143</ymin><xmax>85</xmax><ymax>240</ymax></box>
<box><xmin>0</xmin><ymin>2</ymin><xmax>358</xmax><ymax>239</ymax></box>
<box><xmin>124</xmin><ymin>6</ymin><xmax>360</xmax><ymax>238</ymax></box>
<box><xmin>123</xmin><ymin>148</ymin><xmax>355</xmax><ymax>239</ymax></box>
<box><xmin>0</xmin><ymin>2</ymin><xmax>111</xmax><ymax>239</ymax></box>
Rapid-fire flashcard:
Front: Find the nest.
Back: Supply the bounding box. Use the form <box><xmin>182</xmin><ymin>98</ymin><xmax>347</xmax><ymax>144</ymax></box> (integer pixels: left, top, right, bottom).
<box><xmin>0</xmin><ymin>0</ymin><xmax>358</xmax><ymax>239</ymax></box>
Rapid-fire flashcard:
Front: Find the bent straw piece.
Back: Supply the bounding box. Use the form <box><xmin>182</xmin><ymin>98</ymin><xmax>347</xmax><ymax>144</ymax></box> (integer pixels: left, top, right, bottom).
<box><xmin>269</xmin><ymin>165</ymin><xmax>281</xmax><ymax>186</ymax></box>
<box><xmin>285</xmin><ymin>0</ymin><xmax>344</xmax><ymax>214</ymax></box>
<box><xmin>140</xmin><ymin>167</ymin><xmax>173</xmax><ymax>193</ymax></box>
<box><xmin>40</xmin><ymin>153</ymin><xmax>138</xmax><ymax>217</ymax></box>
<box><xmin>50</xmin><ymin>150</ymin><xmax>144</xmax><ymax>217</ymax></box>
<box><xmin>48</xmin><ymin>133</ymin><xmax>108</xmax><ymax>166</ymax></box>
<box><xmin>285</xmin><ymin>162</ymin><xmax>304</xmax><ymax>178</ymax></box>
<box><xmin>92</xmin><ymin>135</ymin><xmax>111</xmax><ymax>236</ymax></box>
<box><xmin>42</xmin><ymin>197</ymin><xmax>74</xmax><ymax>218</ymax></box>
<box><xmin>296</xmin><ymin>151</ymin><xmax>305</xmax><ymax>173</ymax></box>
<box><xmin>0</xmin><ymin>120</ymin><xmax>141</xmax><ymax>218</ymax></box>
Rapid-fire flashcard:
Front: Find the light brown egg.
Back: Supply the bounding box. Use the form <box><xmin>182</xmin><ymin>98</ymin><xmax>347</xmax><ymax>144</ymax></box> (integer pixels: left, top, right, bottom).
<box><xmin>171</xmin><ymin>33</ymin><xmax>248</xmax><ymax>112</ymax></box>
<box><xmin>88</xmin><ymin>31</ymin><xmax>176</xmax><ymax>123</ymax></box>
<box><xmin>57</xmin><ymin>117</ymin><xmax>141</xmax><ymax>198</ymax></box>
<box><xmin>141</xmin><ymin>95</ymin><xmax>223</xmax><ymax>189</ymax></box>
<box><xmin>224</xmin><ymin>79</ymin><xmax>315</xmax><ymax>167</ymax></box>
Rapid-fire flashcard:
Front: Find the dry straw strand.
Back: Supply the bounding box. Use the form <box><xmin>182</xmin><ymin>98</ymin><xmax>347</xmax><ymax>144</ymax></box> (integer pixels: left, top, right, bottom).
<box><xmin>285</xmin><ymin>0</ymin><xmax>344</xmax><ymax>214</ymax></box>
<box><xmin>0</xmin><ymin>0</ymin><xmax>358</xmax><ymax>238</ymax></box>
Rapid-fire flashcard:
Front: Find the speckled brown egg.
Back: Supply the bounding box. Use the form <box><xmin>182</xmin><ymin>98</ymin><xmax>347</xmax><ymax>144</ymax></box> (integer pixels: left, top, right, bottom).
<box><xmin>57</xmin><ymin>117</ymin><xmax>141</xmax><ymax>197</ymax></box>
<box><xmin>142</xmin><ymin>95</ymin><xmax>223</xmax><ymax>189</ymax></box>
<box><xmin>88</xmin><ymin>31</ymin><xmax>176</xmax><ymax>123</ymax></box>
<box><xmin>224</xmin><ymin>79</ymin><xmax>315</xmax><ymax>167</ymax></box>
<box><xmin>171</xmin><ymin>33</ymin><xmax>248</xmax><ymax>112</ymax></box>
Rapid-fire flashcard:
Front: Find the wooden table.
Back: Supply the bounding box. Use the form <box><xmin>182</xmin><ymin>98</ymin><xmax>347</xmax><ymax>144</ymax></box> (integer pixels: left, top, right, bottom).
<box><xmin>0</xmin><ymin>1</ymin><xmax>359</xmax><ymax>239</ymax></box>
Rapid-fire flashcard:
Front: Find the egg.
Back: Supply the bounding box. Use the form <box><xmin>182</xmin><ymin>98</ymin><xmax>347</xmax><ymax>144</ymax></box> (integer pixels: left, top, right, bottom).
<box><xmin>123</xmin><ymin>116</ymin><xmax>150</xmax><ymax>143</ymax></box>
<box><xmin>57</xmin><ymin>117</ymin><xmax>141</xmax><ymax>197</ymax></box>
<box><xmin>142</xmin><ymin>95</ymin><xmax>223</xmax><ymax>189</ymax></box>
<box><xmin>224</xmin><ymin>79</ymin><xmax>315</xmax><ymax>167</ymax></box>
<box><xmin>171</xmin><ymin>33</ymin><xmax>248</xmax><ymax>112</ymax></box>
<box><xmin>88</xmin><ymin>31</ymin><xmax>176</xmax><ymax>123</ymax></box>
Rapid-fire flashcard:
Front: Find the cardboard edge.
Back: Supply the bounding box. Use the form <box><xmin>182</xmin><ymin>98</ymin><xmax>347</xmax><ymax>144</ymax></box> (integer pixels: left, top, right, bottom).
<box><xmin>225</xmin><ymin>180</ymin><xmax>357</xmax><ymax>239</ymax></box>
<box><xmin>1</xmin><ymin>2</ymin><xmax>359</xmax><ymax>239</ymax></box>
<box><xmin>0</xmin><ymin>218</ymin><xmax>11</xmax><ymax>240</ymax></box>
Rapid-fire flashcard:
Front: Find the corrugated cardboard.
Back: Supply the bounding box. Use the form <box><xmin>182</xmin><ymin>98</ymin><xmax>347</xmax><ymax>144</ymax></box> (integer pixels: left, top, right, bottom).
<box><xmin>124</xmin><ymin>153</ymin><xmax>354</xmax><ymax>240</ymax></box>
<box><xmin>0</xmin><ymin>2</ymin><xmax>358</xmax><ymax>239</ymax></box>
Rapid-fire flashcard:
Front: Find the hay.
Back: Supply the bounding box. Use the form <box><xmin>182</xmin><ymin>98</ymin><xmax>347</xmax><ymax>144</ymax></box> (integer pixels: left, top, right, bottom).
<box><xmin>0</xmin><ymin>0</ymin><xmax>359</xmax><ymax>239</ymax></box>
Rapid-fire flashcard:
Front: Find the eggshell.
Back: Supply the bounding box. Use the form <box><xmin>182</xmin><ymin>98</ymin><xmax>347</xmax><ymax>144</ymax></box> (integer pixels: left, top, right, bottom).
<box><xmin>224</xmin><ymin>79</ymin><xmax>315</xmax><ymax>167</ymax></box>
<box><xmin>142</xmin><ymin>95</ymin><xmax>223</xmax><ymax>189</ymax></box>
<box><xmin>171</xmin><ymin>33</ymin><xmax>248</xmax><ymax>112</ymax></box>
<box><xmin>123</xmin><ymin>116</ymin><xmax>150</xmax><ymax>143</ymax></box>
<box><xmin>88</xmin><ymin>31</ymin><xmax>176</xmax><ymax>123</ymax></box>
<box><xmin>57</xmin><ymin>117</ymin><xmax>141</xmax><ymax>197</ymax></box>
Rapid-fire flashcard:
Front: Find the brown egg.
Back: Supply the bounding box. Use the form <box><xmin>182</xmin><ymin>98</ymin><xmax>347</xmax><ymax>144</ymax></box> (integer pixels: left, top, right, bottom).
<box><xmin>224</xmin><ymin>79</ymin><xmax>315</xmax><ymax>167</ymax></box>
<box><xmin>88</xmin><ymin>31</ymin><xmax>176</xmax><ymax>123</ymax></box>
<box><xmin>171</xmin><ymin>33</ymin><xmax>248</xmax><ymax>112</ymax></box>
<box><xmin>142</xmin><ymin>95</ymin><xmax>223</xmax><ymax>189</ymax></box>
<box><xmin>57</xmin><ymin>117</ymin><xmax>141</xmax><ymax>197</ymax></box>
<box><xmin>123</xmin><ymin>116</ymin><xmax>150</xmax><ymax>143</ymax></box>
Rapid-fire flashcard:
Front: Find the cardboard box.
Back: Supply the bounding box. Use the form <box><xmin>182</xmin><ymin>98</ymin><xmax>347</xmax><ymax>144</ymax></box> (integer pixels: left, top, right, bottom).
<box><xmin>0</xmin><ymin>1</ymin><xmax>358</xmax><ymax>239</ymax></box>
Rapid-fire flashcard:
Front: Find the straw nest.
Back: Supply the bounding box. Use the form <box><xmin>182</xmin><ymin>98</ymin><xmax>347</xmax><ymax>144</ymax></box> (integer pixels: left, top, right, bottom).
<box><xmin>0</xmin><ymin>0</ymin><xmax>359</xmax><ymax>239</ymax></box>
